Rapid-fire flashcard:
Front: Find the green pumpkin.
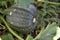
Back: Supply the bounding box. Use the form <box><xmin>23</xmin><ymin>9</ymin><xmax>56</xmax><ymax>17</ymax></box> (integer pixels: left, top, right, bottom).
<box><xmin>6</xmin><ymin>5</ymin><xmax>38</xmax><ymax>34</ymax></box>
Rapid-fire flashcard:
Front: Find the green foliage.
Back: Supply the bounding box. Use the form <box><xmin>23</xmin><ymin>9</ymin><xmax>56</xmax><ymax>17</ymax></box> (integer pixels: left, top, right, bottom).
<box><xmin>14</xmin><ymin>0</ymin><xmax>34</xmax><ymax>8</ymax></box>
<box><xmin>0</xmin><ymin>0</ymin><xmax>14</xmax><ymax>14</ymax></box>
<box><xmin>0</xmin><ymin>0</ymin><xmax>60</xmax><ymax>40</ymax></box>
<box><xmin>26</xmin><ymin>35</ymin><xmax>33</xmax><ymax>40</ymax></box>
<box><xmin>0</xmin><ymin>33</ymin><xmax>14</xmax><ymax>40</ymax></box>
<box><xmin>34</xmin><ymin>23</ymin><xmax>57</xmax><ymax>40</ymax></box>
<box><xmin>36</xmin><ymin>0</ymin><xmax>60</xmax><ymax>27</ymax></box>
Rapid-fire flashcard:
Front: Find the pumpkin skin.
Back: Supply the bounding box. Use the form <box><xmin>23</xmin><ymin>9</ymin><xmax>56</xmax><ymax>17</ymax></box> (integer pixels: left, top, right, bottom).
<box><xmin>6</xmin><ymin>5</ymin><xmax>38</xmax><ymax>34</ymax></box>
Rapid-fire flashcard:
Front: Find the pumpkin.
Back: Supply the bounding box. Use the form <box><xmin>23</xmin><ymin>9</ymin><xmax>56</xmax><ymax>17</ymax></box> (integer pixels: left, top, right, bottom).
<box><xmin>6</xmin><ymin>5</ymin><xmax>38</xmax><ymax>34</ymax></box>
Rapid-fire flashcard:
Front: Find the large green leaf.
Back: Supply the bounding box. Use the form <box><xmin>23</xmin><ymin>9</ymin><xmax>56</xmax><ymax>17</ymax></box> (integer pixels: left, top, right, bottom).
<box><xmin>33</xmin><ymin>22</ymin><xmax>57</xmax><ymax>40</ymax></box>
<box><xmin>0</xmin><ymin>33</ymin><xmax>14</xmax><ymax>40</ymax></box>
<box><xmin>14</xmin><ymin>0</ymin><xmax>34</xmax><ymax>8</ymax></box>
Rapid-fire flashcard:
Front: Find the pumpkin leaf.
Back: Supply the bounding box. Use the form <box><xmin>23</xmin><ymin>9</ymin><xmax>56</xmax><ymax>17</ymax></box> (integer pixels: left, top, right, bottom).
<box><xmin>0</xmin><ymin>33</ymin><xmax>14</xmax><ymax>40</ymax></box>
<box><xmin>14</xmin><ymin>0</ymin><xmax>34</xmax><ymax>8</ymax></box>
<box><xmin>34</xmin><ymin>22</ymin><xmax>57</xmax><ymax>40</ymax></box>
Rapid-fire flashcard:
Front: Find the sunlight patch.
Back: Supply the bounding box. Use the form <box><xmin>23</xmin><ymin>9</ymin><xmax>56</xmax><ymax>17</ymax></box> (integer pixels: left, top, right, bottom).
<box><xmin>53</xmin><ymin>27</ymin><xmax>60</xmax><ymax>40</ymax></box>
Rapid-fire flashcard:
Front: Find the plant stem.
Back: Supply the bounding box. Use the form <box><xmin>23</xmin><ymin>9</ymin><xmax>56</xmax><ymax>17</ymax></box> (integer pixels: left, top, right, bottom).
<box><xmin>38</xmin><ymin>0</ymin><xmax>60</xmax><ymax>5</ymax></box>
<box><xmin>0</xmin><ymin>16</ymin><xmax>24</xmax><ymax>40</ymax></box>
<box><xmin>33</xmin><ymin>28</ymin><xmax>44</xmax><ymax>40</ymax></box>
